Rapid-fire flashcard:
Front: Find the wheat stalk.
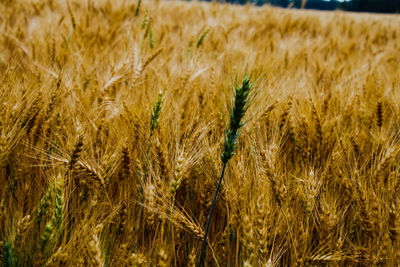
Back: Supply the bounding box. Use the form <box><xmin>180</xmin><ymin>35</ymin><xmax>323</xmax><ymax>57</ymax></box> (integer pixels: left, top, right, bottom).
<box><xmin>199</xmin><ymin>76</ymin><xmax>253</xmax><ymax>266</ymax></box>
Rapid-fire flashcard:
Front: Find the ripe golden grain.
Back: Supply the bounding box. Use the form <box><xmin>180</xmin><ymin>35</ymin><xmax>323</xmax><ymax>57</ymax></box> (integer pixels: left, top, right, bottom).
<box><xmin>1</xmin><ymin>0</ymin><xmax>400</xmax><ymax>265</ymax></box>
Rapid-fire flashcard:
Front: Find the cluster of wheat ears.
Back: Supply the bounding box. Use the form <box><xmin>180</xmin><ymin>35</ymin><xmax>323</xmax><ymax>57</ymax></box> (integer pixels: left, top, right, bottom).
<box><xmin>1</xmin><ymin>0</ymin><xmax>400</xmax><ymax>266</ymax></box>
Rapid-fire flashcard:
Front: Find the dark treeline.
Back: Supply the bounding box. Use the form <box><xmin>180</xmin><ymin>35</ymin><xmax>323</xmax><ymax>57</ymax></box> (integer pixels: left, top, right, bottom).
<box><xmin>345</xmin><ymin>0</ymin><xmax>400</xmax><ymax>13</ymax></box>
<box><xmin>201</xmin><ymin>0</ymin><xmax>400</xmax><ymax>13</ymax></box>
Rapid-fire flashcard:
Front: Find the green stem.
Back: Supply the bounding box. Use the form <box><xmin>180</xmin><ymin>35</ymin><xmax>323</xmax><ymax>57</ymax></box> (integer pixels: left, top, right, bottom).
<box><xmin>144</xmin><ymin>134</ymin><xmax>153</xmax><ymax>185</ymax></box>
<box><xmin>135</xmin><ymin>0</ymin><xmax>142</xmax><ymax>16</ymax></box>
<box><xmin>198</xmin><ymin>162</ymin><xmax>227</xmax><ymax>267</ymax></box>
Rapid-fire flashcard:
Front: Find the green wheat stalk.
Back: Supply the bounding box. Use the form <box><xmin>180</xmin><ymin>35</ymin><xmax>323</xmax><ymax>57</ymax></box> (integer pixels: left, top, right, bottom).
<box><xmin>2</xmin><ymin>242</ymin><xmax>17</xmax><ymax>267</ymax></box>
<box><xmin>198</xmin><ymin>76</ymin><xmax>253</xmax><ymax>266</ymax></box>
<box><xmin>135</xmin><ymin>0</ymin><xmax>142</xmax><ymax>17</ymax></box>
<box><xmin>144</xmin><ymin>91</ymin><xmax>163</xmax><ymax>185</ymax></box>
<box><xmin>196</xmin><ymin>29</ymin><xmax>210</xmax><ymax>49</ymax></box>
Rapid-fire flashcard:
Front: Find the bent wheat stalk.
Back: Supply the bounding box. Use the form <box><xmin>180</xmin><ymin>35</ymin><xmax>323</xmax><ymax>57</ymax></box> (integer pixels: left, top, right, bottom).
<box><xmin>198</xmin><ymin>76</ymin><xmax>253</xmax><ymax>266</ymax></box>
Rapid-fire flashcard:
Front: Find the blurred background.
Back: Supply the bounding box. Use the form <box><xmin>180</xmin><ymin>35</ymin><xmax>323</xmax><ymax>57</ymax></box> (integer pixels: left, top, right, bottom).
<box><xmin>201</xmin><ymin>0</ymin><xmax>400</xmax><ymax>13</ymax></box>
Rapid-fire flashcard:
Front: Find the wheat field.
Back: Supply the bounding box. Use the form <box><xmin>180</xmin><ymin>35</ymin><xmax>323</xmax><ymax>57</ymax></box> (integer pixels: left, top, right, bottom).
<box><xmin>1</xmin><ymin>0</ymin><xmax>400</xmax><ymax>266</ymax></box>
